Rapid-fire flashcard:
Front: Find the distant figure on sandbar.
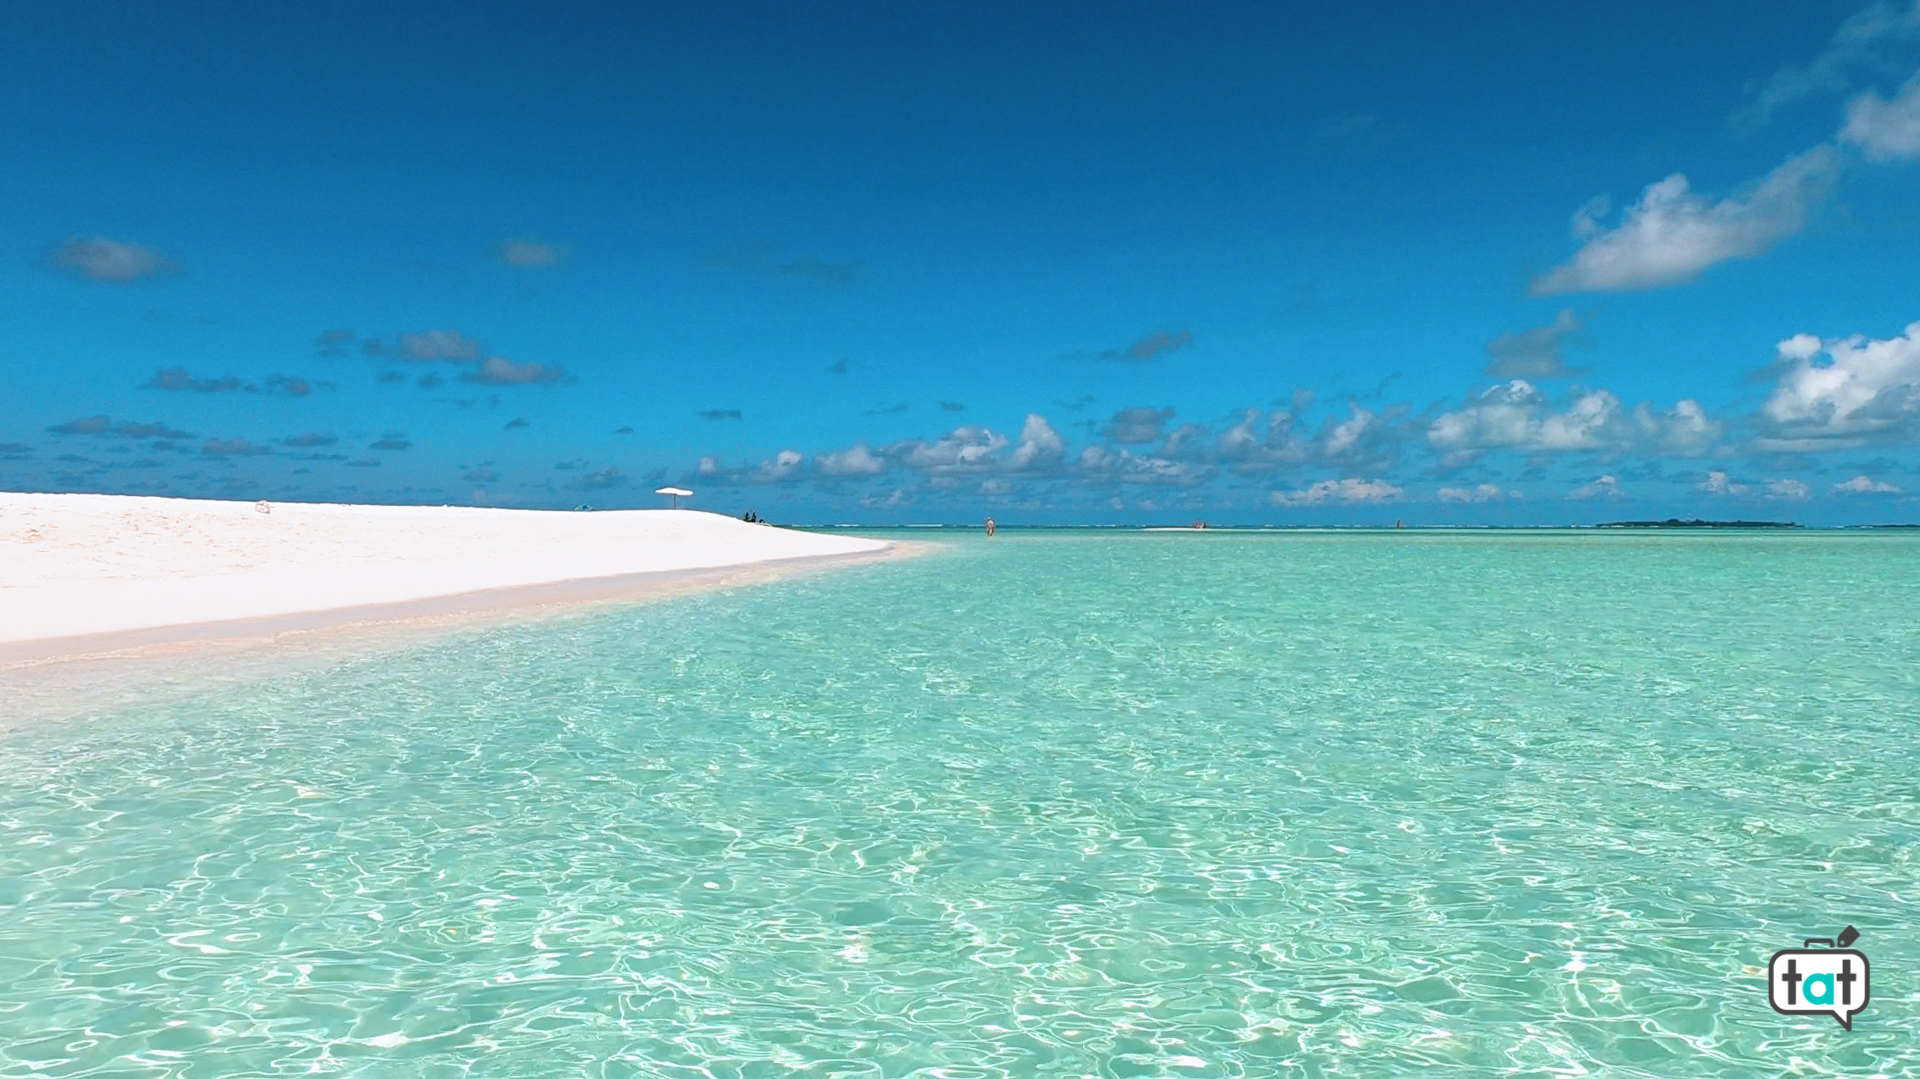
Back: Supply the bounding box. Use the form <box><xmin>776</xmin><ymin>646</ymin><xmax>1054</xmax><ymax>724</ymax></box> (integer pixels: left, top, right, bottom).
<box><xmin>984</xmin><ymin>516</ymin><xmax>996</xmax><ymax>537</ymax></box>
<box><xmin>743</xmin><ymin>510</ymin><xmax>762</xmax><ymax>524</ymax></box>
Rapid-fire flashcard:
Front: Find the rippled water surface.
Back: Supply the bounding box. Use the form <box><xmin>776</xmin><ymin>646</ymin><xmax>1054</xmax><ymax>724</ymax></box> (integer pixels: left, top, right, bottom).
<box><xmin>3</xmin><ymin>530</ymin><xmax>1917</xmax><ymax>1077</ymax></box>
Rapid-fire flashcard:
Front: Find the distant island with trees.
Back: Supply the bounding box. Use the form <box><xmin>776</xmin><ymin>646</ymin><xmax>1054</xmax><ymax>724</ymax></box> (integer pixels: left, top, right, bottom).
<box><xmin>1595</xmin><ymin>518</ymin><xmax>1798</xmax><ymax>528</ymax></box>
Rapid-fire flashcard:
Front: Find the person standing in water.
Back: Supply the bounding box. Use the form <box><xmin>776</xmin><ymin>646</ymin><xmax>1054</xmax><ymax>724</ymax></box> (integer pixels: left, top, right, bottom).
<box><xmin>985</xmin><ymin>516</ymin><xmax>996</xmax><ymax>536</ymax></box>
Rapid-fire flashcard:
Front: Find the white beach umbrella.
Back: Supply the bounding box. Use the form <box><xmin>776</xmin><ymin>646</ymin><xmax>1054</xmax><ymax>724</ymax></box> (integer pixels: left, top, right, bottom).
<box><xmin>655</xmin><ymin>486</ymin><xmax>693</xmax><ymax>508</ymax></box>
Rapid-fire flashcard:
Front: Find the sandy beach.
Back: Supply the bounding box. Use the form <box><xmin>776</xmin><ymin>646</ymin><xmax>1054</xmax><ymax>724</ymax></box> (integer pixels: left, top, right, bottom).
<box><xmin>0</xmin><ymin>494</ymin><xmax>890</xmax><ymax>652</ymax></box>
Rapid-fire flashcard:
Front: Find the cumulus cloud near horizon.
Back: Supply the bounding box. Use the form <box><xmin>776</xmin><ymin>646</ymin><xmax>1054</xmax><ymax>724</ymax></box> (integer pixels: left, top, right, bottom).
<box><xmin>1697</xmin><ymin>470</ymin><xmax>1749</xmax><ymax>496</ymax></box>
<box><xmin>1078</xmin><ymin>444</ymin><xmax>1214</xmax><ymax>487</ymax></box>
<box><xmin>886</xmin><ymin>425</ymin><xmax>1005</xmax><ymax>479</ymax></box>
<box><xmin>653</xmin><ymin>358</ymin><xmax>1911</xmax><ymax>511</ymax></box>
<box><xmin>703</xmin><ymin>415</ymin><xmax>1074</xmax><ymax>490</ymax></box>
<box><xmin>817</xmin><ymin>443</ymin><xmax>887</xmax><ymax>476</ymax></box>
<box><xmin>1215</xmin><ymin>401</ymin><xmax>1407</xmax><ymax>475</ymax></box>
<box><xmin>1759</xmin><ymin>320</ymin><xmax>1920</xmax><ymax>446</ymax></box>
<box><xmin>1568</xmin><ymin>474</ymin><xmax>1622</xmax><ymax>500</ymax></box>
<box><xmin>1428</xmin><ymin>380</ymin><xmax>1718</xmax><ymax>461</ymax></box>
<box><xmin>1271</xmin><ymin>477</ymin><xmax>1403</xmax><ymax>506</ymax></box>
<box><xmin>1768</xmin><ymin>478</ymin><xmax>1812</xmax><ymax>500</ymax></box>
<box><xmin>758</xmin><ymin>450</ymin><xmax>804</xmax><ymax>483</ymax></box>
<box><xmin>1833</xmin><ymin>473</ymin><xmax>1903</xmax><ymax>494</ymax></box>
<box><xmin>1438</xmin><ymin>482</ymin><xmax>1519</xmax><ymax>503</ymax></box>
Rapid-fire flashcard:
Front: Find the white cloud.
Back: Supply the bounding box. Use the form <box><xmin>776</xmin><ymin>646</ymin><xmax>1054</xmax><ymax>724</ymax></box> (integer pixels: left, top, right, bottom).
<box><xmin>864</xmin><ymin>410</ymin><xmax>1075</xmax><ymax>483</ymax></box>
<box><xmin>1315</xmin><ymin>404</ymin><xmax>1410</xmax><ymax>469</ymax></box>
<box><xmin>1638</xmin><ymin>398</ymin><xmax>1721</xmax><ymax>455</ymax></box>
<box><xmin>1568</xmin><ymin>475</ymin><xmax>1621</xmax><ymax>500</ymax></box>
<box><xmin>1437</xmin><ymin>482</ymin><xmax>1517</xmax><ymax>503</ymax></box>
<box><xmin>1429</xmin><ymin>381</ymin><xmax>1719</xmax><ymax>458</ymax></box>
<box><xmin>756</xmin><ymin>449</ymin><xmax>803</xmax><ymax>483</ymax></box>
<box><xmin>1213</xmin><ymin>401</ymin><xmax>1402</xmax><ymax>474</ymax></box>
<box><xmin>1429</xmin><ymin>380</ymin><xmax>1546</xmax><ymax>453</ymax></box>
<box><xmin>465</xmin><ymin>356</ymin><xmax>567</xmax><ymax>385</ymax></box>
<box><xmin>1079</xmin><ymin>445</ymin><xmax>1214</xmax><ymax>486</ymax></box>
<box><xmin>1743</xmin><ymin>1</ymin><xmax>1920</xmax><ymax>124</ymax></box>
<box><xmin>1759</xmin><ymin>321</ymin><xmax>1920</xmax><ymax>444</ymax></box>
<box><xmin>891</xmin><ymin>425</ymin><xmax>1009</xmax><ymax>477</ymax></box>
<box><xmin>398</xmin><ymin>329</ymin><xmax>484</xmax><ymax>362</ymax></box>
<box><xmin>1531</xmin><ymin>146</ymin><xmax>1839</xmax><ymax>294</ymax></box>
<box><xmin>1767</xmin><ymin>478</ymin><xmax>1811</xmax><ymax>500</ymax></box>
<box><xmin>1160</xmin><ymin>422</ymin><xmax>1209</xmax><ymax>460</ymax></box>
<box><xmin>1698</xmin><ymin>470</ymin><xmax>1749</xmax><ymax>496</ymax></box>
<box><xmin>1271</xmin><ymin>477</ymin><xmax>1403</xmax><ymax>506</ymax></box>
<box><xmin>1008</xmin><ymin>414</ymin><xmax>1066</xmax><ymax>472</ymax></box>
<box><xmin>1536</xmin><ymin>389</ymin><xmax>1623</xmax><ymax>449</ymax></box>
<box><xmin>816</xmin><ymin>443</ymin><xmax>887</xmax><ymax>476</ymax></box>
<box><xmin>1833</xmin><ymin>474</ymin><xmax>1903</xmax><ymax>494</ymax></box>
<box><xmin>1841</xmin><ymin>71</ymin><xmax>1920</xmax><ymax>159</ymax></box>
<box><xmin>1217</xmin><ymin>407</ymin><xmax>1312</xmax><ymax>472</ymax></box>
<box><xmin>1320</xmin><ymin>405</ymin><xmax>1377</xmax><ymax>458</ymax></box>
<box><xmin>49</xmin><ymin>237</ymin><xmax>179</xmax><ymax>282</ymax></box>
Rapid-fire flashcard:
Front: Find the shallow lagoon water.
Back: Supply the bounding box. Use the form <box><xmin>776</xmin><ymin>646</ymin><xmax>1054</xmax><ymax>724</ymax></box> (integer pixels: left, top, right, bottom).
<box><xmin>1</xmin><ymin>530</ymin><xmax>1916</xmax><ymax>1076</ymax></box>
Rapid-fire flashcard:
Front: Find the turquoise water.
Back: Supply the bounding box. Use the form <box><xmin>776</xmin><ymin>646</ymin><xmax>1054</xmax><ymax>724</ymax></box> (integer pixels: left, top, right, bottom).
<box><xmin>2</xmin><ymin>530</ymin><xmax>1916</xmax><ymax>1077</ymax></box>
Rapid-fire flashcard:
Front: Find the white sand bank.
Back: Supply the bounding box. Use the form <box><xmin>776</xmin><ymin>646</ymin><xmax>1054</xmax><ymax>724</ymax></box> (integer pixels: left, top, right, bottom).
<box><xmin>0</xmin><ymin>493</ymin><xmax>889</xmax><ymax>646</ymax></box>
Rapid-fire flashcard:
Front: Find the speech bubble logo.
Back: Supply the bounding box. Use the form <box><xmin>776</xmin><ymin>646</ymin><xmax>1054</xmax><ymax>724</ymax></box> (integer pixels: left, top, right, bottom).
<box><xmin>1768</xmin><ymin>948</ymin><xmax>1870</xmax><ymax>1030</ymax></box>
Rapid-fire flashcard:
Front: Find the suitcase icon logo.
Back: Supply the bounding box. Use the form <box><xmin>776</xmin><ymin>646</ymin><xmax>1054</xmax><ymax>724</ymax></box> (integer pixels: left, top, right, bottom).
<box><xmin>1768</xmin><ymin>925</ymin><xmax>1869</xmax><ymax>1030</ymax></box>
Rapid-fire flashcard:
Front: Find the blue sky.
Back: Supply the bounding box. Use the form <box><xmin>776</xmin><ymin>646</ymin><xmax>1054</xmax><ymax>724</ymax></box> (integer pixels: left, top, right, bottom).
<box><xmin>6</xmin><ymin>0</ymin><xmax>1920</xmax><ymax>524</ymax></box>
